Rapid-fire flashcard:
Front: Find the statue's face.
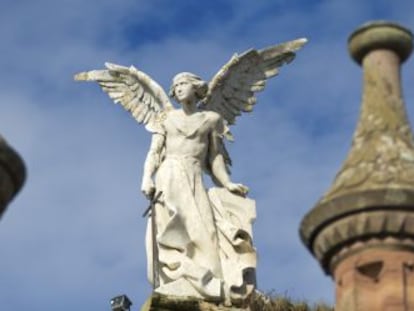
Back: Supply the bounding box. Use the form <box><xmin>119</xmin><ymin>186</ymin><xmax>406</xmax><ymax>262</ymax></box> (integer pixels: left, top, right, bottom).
<box><xmin>173</xmin><ymin>78</ymin><xmax>196</xmax><ymax>103</ymax></box>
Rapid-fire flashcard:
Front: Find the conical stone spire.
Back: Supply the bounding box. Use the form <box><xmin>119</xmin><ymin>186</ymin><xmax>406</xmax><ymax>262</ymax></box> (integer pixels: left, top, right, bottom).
<box><xmin>300</xmin><ymin>21</ymin><xmax>414</xmax><ymax>311</ymax></box>
<box><xmin>325</xmin><ymin>21</ymin><xmax>414</xmax><ymax>202</ymax></box>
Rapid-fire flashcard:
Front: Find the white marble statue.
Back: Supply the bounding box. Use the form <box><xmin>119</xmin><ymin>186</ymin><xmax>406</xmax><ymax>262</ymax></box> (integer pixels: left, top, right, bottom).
<box><xmin>74</xmin><ymin>38</ymin><xmax>306</xmax><ymax>305</ymax></box>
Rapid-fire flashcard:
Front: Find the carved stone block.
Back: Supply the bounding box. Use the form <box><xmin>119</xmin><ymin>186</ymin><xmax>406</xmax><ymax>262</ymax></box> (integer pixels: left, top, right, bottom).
<box><xmin>335</xmin><ymin>248</ymin><xmax>414</xmax><ymax>311</ymax></box>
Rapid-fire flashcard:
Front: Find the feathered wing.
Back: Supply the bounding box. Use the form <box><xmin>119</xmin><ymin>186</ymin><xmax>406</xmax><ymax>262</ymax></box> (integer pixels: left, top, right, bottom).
<box><xmin>74</xmin><ymin>62</ymin><xmax>173</xmax><ymax>130</ymax></box>
<box><xmin>202</xmin><ymin>38</ymin><xmax>307</xmax><ymax>131</ymax></box>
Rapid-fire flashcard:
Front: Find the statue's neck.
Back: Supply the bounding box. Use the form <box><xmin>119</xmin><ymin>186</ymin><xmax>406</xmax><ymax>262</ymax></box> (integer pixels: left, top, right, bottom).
<box><xmin>181</xmin><ymin>101</ymin><xmax>198</xmax><ymax>115</ymax></box>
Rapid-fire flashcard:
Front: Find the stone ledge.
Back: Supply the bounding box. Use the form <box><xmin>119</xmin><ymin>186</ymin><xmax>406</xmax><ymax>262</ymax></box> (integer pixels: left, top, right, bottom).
<box><xmin>141</xmin><ymin>293</ymin><xmax>250</xmax><ymax>311</ymax></box>
<box><xmin>309</xmin><ymin>209</ymin><xmax>414</xmax><ymax>274</ymax></box>
<box><xmin>300</xmin><ymin>188</ymin><xmax>414</xmax><ymax>252</ymax></box>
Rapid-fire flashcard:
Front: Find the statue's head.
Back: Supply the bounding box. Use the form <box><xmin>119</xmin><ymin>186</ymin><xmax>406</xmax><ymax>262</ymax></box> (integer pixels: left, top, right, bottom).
<box><xmin>169</xmin><ymin>72</ymin><xmax>208</xmax><ymax>102</ymax></box>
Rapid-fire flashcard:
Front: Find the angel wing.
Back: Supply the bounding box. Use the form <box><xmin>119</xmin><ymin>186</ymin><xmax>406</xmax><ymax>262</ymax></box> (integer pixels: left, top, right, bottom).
<box><xmin>74</xmin><ymin>62</ymin><xmax>173</xmax><ymax>129</ymax></box>
<box><xmin>202</xmin><ymin>38</ymin><xmax>307</xmax><ymax>131</ymax></box>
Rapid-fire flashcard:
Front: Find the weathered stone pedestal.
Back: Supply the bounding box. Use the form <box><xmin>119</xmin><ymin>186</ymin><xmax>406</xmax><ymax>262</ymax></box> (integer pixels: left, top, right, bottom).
<box><xmin>301</xmin><ymin>21</ymin><xmax>414</xmax><ymax>311</ymax></box>
<box><xmin>0</xmin><ymin>135</ymin><xmax>25</xmax><ymax>218</ymax></box>
<box><xmin>141</xmin><ymin>293</ymin><xmax>251</xmax><ymax>311</ymax></box>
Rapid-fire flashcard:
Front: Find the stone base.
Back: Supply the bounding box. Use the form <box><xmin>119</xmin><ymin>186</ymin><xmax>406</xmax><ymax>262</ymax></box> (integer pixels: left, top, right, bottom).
<box><xmin>141</xmin><ymin>293</ymin><xmax>251</xmax><ymax>311</ymax></box>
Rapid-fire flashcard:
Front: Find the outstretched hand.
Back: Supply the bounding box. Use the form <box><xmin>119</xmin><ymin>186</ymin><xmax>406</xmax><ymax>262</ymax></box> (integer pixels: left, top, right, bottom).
<box><xmin>225</xmin><ymin>182</ymin><xmax>249</xmax><ymax>197</ymax></box>
<box><xmin>141</xmin><ymin>179</ymin><xmax>155</xmax><ymax>200</ymax></box>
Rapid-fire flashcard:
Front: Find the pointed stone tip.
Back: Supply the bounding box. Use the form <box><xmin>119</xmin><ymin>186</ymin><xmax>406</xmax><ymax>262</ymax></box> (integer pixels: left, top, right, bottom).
<box><xmin>73</xmin><ymin>72</ymin><xmax>88</xmax><ymax>81</ymax></box>
<box><xmin>290</xmin><ymin>38</ymin><xmax>308</xmax><ymax>51</ymax></box>
<box><xmin>104</xmin><ymin>62</ymin><xmax>114</xmax><ymax>69</ymax></box>
<box><xmin>348</xmin><ymin>20</ymin><xmax>413</xmax><ymax>64</ymax></box>
<box><xmin>298</xmin><ymin>37</ymin><xmax>308</xmax><ymax>45</ymax></box>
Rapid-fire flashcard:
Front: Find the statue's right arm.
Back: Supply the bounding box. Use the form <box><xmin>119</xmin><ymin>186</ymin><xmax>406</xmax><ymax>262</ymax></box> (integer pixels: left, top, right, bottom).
<box><xmin>141</xmin><ymin>133</ymin><xmax>165</xmax><ymax>199</ymax></box>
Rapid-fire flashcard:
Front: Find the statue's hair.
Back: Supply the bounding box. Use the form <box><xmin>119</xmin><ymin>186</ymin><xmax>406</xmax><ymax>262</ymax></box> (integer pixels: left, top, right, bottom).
<box><xmin>169</xmin><ymin>72</ymin><xmax>208</xmax><ymax>100</ymax></box>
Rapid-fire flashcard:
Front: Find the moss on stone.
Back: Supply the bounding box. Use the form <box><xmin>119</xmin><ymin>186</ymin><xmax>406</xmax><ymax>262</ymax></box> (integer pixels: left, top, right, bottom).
<box><xmin>141</xmin><ymin>292</ymin><xmax>333</xmax><ymax>311</ymax></box>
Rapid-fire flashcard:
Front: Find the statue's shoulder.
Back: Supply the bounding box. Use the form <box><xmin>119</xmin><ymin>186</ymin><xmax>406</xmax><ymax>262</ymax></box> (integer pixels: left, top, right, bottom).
<box><xmin>156</xmin><ymin>109</ymin><xmax>174</xmax><ymax>123</ymax></box>
<box><xmin>201</xmin><ymin>110</ymin><xmax>221</xmax><ymax>123</ymax></box>
<box><xmin>146</xmin><ymin>110</ymin><xmax>172</xmax><ymax>134</ymax></box>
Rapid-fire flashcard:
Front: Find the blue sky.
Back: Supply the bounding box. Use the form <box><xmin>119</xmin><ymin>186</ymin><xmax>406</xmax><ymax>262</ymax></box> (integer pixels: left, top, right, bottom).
<box><xmin>1</xmin><ymin>1</ymin><xmax>414</xmax><ymax>310</ymax></box>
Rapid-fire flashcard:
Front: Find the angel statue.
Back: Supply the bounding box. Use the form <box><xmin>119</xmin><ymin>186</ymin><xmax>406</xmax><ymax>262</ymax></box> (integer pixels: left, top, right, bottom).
<box><xmin>74</xmin><ymin>38</ymin><xmax>306</xmax><ymax>306</ymax></box>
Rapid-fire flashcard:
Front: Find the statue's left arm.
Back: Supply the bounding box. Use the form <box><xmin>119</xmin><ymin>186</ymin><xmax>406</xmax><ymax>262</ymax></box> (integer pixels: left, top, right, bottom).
<box><xmin>208</xmin><ymin>115</ymin><xmax>249</xmax><ymax>196</ymax></box>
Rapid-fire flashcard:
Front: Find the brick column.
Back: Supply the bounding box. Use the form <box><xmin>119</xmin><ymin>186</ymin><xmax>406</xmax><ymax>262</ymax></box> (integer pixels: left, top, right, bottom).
<box><xmin>0</xmin><ymin>135</ymin><xmax>25</xmax><ymax>219</ymax></box>
<box><xmin>300</xmin><ymin>21</ymin><xmax>414</xmax><ymax>311</ymax></box>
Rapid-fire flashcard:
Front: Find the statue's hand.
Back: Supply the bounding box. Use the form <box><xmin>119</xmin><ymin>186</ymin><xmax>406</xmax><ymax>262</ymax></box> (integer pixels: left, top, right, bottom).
<box><xmin>225</xmin><ymin>182</ymin><xmax>249</xmax><ymax>197</ymax></box>
<box><xmin>141</xmin><ymin>178</ymin><xmax>155</xmax><ymax>200</ymax></box>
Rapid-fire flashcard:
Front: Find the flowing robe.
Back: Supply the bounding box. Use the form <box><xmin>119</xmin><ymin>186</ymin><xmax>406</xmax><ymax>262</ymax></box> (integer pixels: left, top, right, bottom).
<box><xmin>145</xmin><ymin>110</ymin><xmax>256</xmax><ymax>302</ymax></box>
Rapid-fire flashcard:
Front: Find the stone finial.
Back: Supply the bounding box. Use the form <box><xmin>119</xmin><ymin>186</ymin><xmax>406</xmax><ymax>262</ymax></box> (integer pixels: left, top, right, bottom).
<box><xmin>0</xmin><ymin>135</ymin><xmax>25</xmax><ymax>218</ymax></box>
<box><xmin>349</xmin><ymin>21</ymin><xmax>413</xmax><ymax>64</ymax></box>
<box><xmin>300</xmin><ymin>21</ymin><xmax>414</xmax><ymax>274</ymax></box>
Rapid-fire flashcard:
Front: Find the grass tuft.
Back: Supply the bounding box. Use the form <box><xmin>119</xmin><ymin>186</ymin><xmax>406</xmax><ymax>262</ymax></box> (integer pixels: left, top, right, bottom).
<box><xmin>249</xmin><ymin>291</ymin><xmax>333</xmax><ymax>311</ymax></box>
